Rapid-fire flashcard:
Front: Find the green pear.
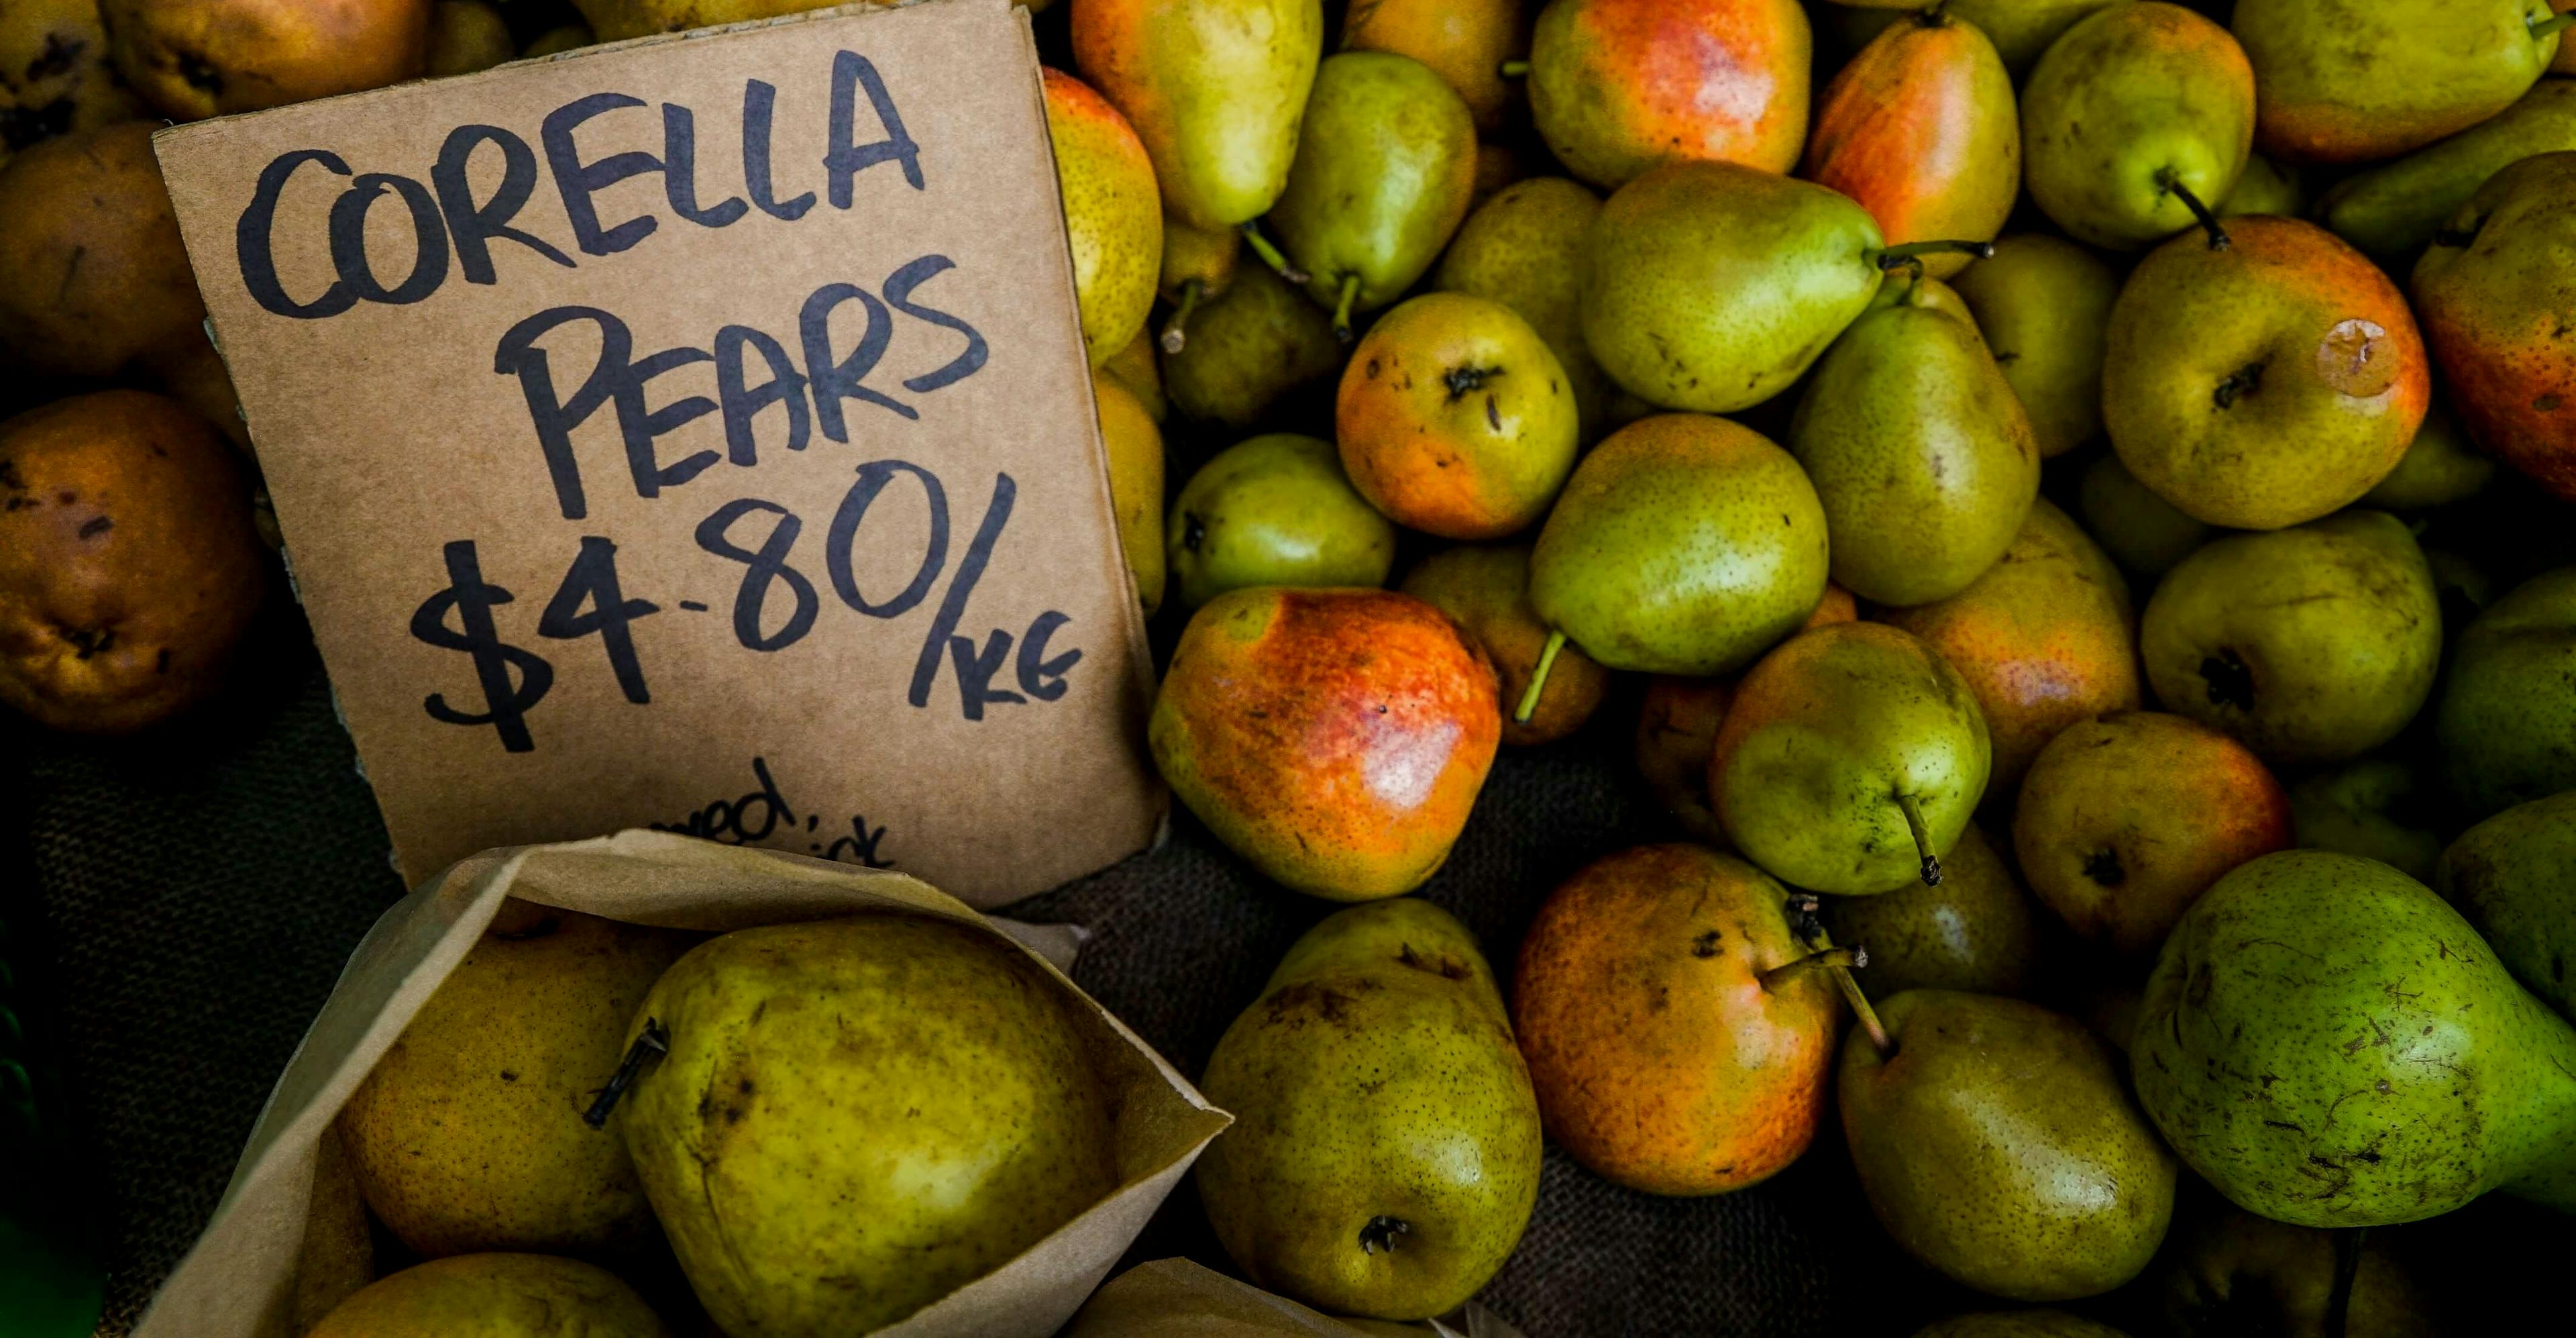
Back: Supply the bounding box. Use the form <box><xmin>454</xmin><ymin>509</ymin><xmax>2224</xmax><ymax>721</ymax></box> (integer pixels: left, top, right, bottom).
<box><xmin>1069</xmin><ymin>0</ymin><xmax>1323</xmax><ymax>229</ymax></box>
<box><xmin>2439</xmin><ymin>790</ymin><xmax>2576</xmax><ymax>1021</ymax></box>
<box><xmin>2021</xmin><ymin>3</ymin><xmax>2255</xmax><ymax>250</ymax></box>
<box><xmin>2434</xmin><ymin>567</ymin><xmax>2576</xmax><ymax>819</ymax></box>
<box><xmin>1579</xmin><ymin>159</ymin><xmax>1895</xmax><ymax>414</ymax></box>
<box><xmin>1835</xmin><ymin>1</ymin><xmax>2121</xmax><ymax>77</ymax></box>
<box><xmin>2076</xmin><ymin>452</ymin><xmax>2210</xmax><ymax>578</ymax></box>
<box><xmin>1162</xmin><ymin>261</ymin><xmax>1345</xmax><ymax>429</ymax></box>
<box><xmin>2161</xmin><ymin>1203</ymin><xmax>2443</xmax><ymax>1338</ymax></box>
<box><xmin>1710</xmin><ymin>622</ymin><xmax>1992</xmax><ymax>896</ymax></box>
<box><xmin>2361</xmin><ymin>405</ymin><xmax>2496</xmax><ymax>511</ymax></box>
<box><xmin>1821</xmin><ymin>824</ymin><xmax>2039</xmax><ymax>997</ymax></box>
<box><xmin>1841</xmin><ymin>990</ymin><xmax>2177</xmax><ymax>1300</ymax></box>
<box><xmin>2140</xmin><ymin>511</ymin><xmax>2441</xmax><ymax>766</ymax></box>
<box><xmin>2133</xmin><ymin>850</ymin><xmax>2576</xmax><ymax>1226</ymax></box>
<box><xmin>1196</xmin><ymin>899</ymin><xmax>1540</xmax><ymax>1321</ymax></box>
<box><xmin>1525</xmin><ymin>413</ymin><xmax>1829</xmax><ymax>676</ymax></box>
<box><xmin>619</xmin><ymin>914</ymin><xmax>1118</xmax><ymax>1335</ymax></box>
<box><xmin>2290</xmin><ymin>759</ymin><xmax>2444</xmax><ymax>885</ymax></box>
<box><xmin>1167</xmin><ymin>433</ymin><xmax>1397</xmax><ymax>611</ymax></box>
<box><xmin>2219</xmin><ymin>153</ymin><xmax>2305</xmax><ymax>217</ymax></box>
<box><xmin>1912</xmin><ymin>1313</ymin><xmax>2134</xmax><ymax>1338</ymax></box>
<box><xmin>1790</xmin><ymin>285</ymin><xmax>2040</xmax><ymax>607</ymax></box>
<box><xmin>307</xmin><ymin>1254</ymin><xmax>669</xmax><ymax>1338</ymax></box>
<box><xmin>1269</xmin><ymin>52</ymin><xmax>1477</xmax><ymax>336</ymax></box>
<box><xmin>1949</xmin><ymin>233</ymin><xmax>2121</xmax><ymax>459</ymax></box>
<box><xmin>2321</xmin><ymin>78</ymin><xmax>2576</xmax><ymax>261</ymax></box>
<box><xmin>1434</xmin><ymin>176</ymin><xmax>1609</xmax><ymax>438</ymax></box>
<box><xmin>337</xmin><ymin>902</ymin><xmax>686</xmax><ymax>1258</ymax></box>
<box><xmin>2232</xmin><ymin>0</ymin><xmax>2568</xmax><ymax>164</ymax></box>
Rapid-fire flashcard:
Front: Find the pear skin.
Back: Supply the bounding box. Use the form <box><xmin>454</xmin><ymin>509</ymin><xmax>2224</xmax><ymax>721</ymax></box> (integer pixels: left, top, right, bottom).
<box><xmin>1435</xmin><ymin>177</ymin><xmax>1609</xmax><ymax>438</ymax></box>
<box><xmin>0</xmin><ymin>121</ymin><xmax>206</xmax><ymax>379</ymax></box>
<box><xmin>1513</xmin><ymin>844</ymin><xmax>1839</xmax><ymax>1196</ymax></box>
<box><xmin>1151</xmin><ymin>588</ymin><xmax>1499</xmax><ymax>899</ymax></box>
<box><xmin>1093</xmin><ymin>371</ymin><xmax>1166</xmax><ymax>615</ymax></box>
<box><xmin>2106</xmin><ymin>217</ymin><xmax>2430</xmax><ymax>530</ymax></box>
<box><xmin>1399</xmin><ymin>544</ymin><xmax>1607</xmax><ymax>747</ymax></box>
<box><xmin>1789</xmin><ymin>290</ymin><xmax>2040</xmax><ymax>607</ymax></box>
<box><xmin>104</xmin><ymin>0</ymin><xmax>431</xmax><ymax>120</ymax></box>
<box><xmin>1803</xmin><ymin>9</ymin><xmax>2020</xmax><ymax>280</ymax></box>
<box><xmin>1528</xmin><ymin>0</ymin><xmax>1810</xmax><ymax>189</ymax></box>
<box><xmin>308</xmin><ymin>1254</ymin><xmax>669</xmax><ymax>1338</ymax></box>
<box><xmin>1167</xmin><ymin>433</ymin><xmax>1395</xmax><ymax>611</ymax></box>
<box><xmin>2020</xmin><ymin>3</ymin><xmax>2254</xmax><ymax>250</ymax></box>
<box><xmin>2322</xmin><ymin>79</ymin><xmax>2576</xmax><ymax>262</ymax></box>
<box><xmin>1579</xmin><ymin>160</ymin><xmax>1886</xmax><ymax>413</ymax></box>
<box><xmin>1342</xmin><ymin>0</ymin><xmax>1524</xmax><ymax>132</ymax></box>
<box><xmin>1071</xmin><ymin>0</ymin><xmax>1322</xmax><ymax>229</ymax></box>
<box><xmin>1822</xmin><ymin>824</ymin><xmax>2038</xmax><ymax>998</ymax></box>
<box><xmin>2133</xmin><ymin>851</ymin><xmax>2576</xmax><ymax>1225</ymax></box>
<box><xmin>2160</xmin><ymin>1202</ymin><xmax>2443</xmax><ymax>1338</ymax></box>
<box><xmin>2076</xmin><ymin>452</ymin><xmax>2209</xmax><ymax>578</ymax></box>
<box><xmin>2290</xmin><ymin>759</ymin><xmax>2445</xmax><ymax>886</ymax></box>
<box><xmin>1632</xmin><ymin>588</ymin><xmax>1855</xmax><ymax>841</ymax></box>
<box><xmin>2436</xmin><ymin>567</ymin><xmax>2576</xmax><ymax>821</ymax></box>
<box><xmin>2218</xmin><ymin>153</ymin><xmax>2304</xmax><ymax>217</ymax></box>
<box><xmin>2232</xmin><ymin>0</ymin><xmax>2565</xmax><ymax>164</ymax></box>
<box><xmin>425</xmin><ymin>0</ymin><xmax>513</xmax><ymax>77</ymax></box>
<box><xmin>1710</xmin><ymin>622</ymin><xmax>1992</xmax><ymax>896</ymax></box>
<box><xmin>2361</xmin><ymin>405</ymin><xmax>2495</xmax><ymax>511</ymax></box>
<box><xmin>1880</xmin><ymin>500</ymin><xmax>2141</xmax><ymax>793</ymax></box>
<box><xmin>0</xmin><ymin>0</ymin><xmax>146</xmax><ymax>168</ymax></box>
<box><xmin>2012</xmin><ymin>711</ymin><xmax>2292</xmax><ymax>956</ymax></box>
<box><xmin>1950</xmin><ymin>234</ymin><xmax>2120</xmax><ymax>459</ymax></box>
<box><xmin>1046</xmin><ymin>69</ymin><xmax>1164</xmax><ymax>368</ymax></box>
<box><xmin>1197</xmin><ymin>900</ymin><xmax>1540</xmax><ymax>1320</ymax></box>
<box><xmin>1336</xmin><ymin>293</ymin><xmax>1577</xmax><ymax>539</ymax></box>
<box><xmin>2440</xmin><ymin>790</ymin><xmax>2576</xmax><ymax>1021</ymax></box>
<box><xmin>2140</xmin><ymin>511</ymin><xmax>2442</xmax><ymax>766</ymax></box>
<box><xmin>2412</xmin><ymin>151</ymin><xmax>2576</xmax><ymax>503</ymax></box>
<box><xmin>1162</xmin><ymin>262</ymin><xmax>1344</xmax><ymax>428</ymax></box>
<box><xmin>1527</xmin><ymin>413</ymin><xmax>1830</xmax><ymax>675</ymax></box>
<box><xmin>1158</xmin><ymin>213</ymin><xmax>1239</xmax><ymax>352</ymax></box>
<box><xmin>1841</xmin><ymin>990</ymin><xmax>2177</xmax><ymax>1300</ymax></box>
<box><xmin>1271</xmin><ymin>52</ymin><xmax>1477</xmax><ymax>327</ymax></box>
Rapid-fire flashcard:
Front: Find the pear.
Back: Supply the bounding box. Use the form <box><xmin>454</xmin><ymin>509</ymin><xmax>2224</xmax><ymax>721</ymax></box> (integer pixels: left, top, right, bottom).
<box><xmin>2076</xmin><ymin>452</ymin><xmax>2209</xmax><ymax>578</ymax></box>
<box><xmin>1804</xmin><ymin>8</ymin><xmax>2020</xmax><ymax>280</ymax></box>
<box><xmin>1528</xmin><ymin>0</ymin><xmax>1811</xmax><ymax>189</ymax></box>
<box><xmin>1070</xmin><ymin>0</ymin><xmax>1323</xmax><ymax>229</ymax></box>
<box><xmin>426</xmin><ymin>1</ymin><xmax>513</xmax><ymax>77</ymax></box>
<box><xmin>1340</xmin><ymin>0</ymin><xmax>1523</xmax><ymax>133</ymax></box>
<box><xmin>2291</xmin><ymin>759</ymin><xmax>2444</xmax><ymax>886</ymax></box>
<box><xmin>1633</xmin><ymin>676</ymin><xmax>1735</xmax><ymax>845</ymax></box>
<box><xmin>1399</xmin><ymin>545</ymin><xmax>1609</xmax><ymax>748</ymax></box>
<box><xmin>1045</xmin><ymin>69</ymin><xmax>1164</xmax><ymax>368</ymax></box>
<box><xmin>2140</xmin><ymin>511</ymin><xmax>2442</xmax><ymax>766</ymax></box>
<box><xmin>2133</xmin><ymin>850</ymin><xmax>2576</xmax><ymax>1225</ymax></box>
<box><xmin>620</xmin><ymin>913</ymin><xmax>1118</xmax><ymax>1335</ymax></box>
<box><xmin>0</xmin><ymin>121</ymin><xmax>206</xmax><ymax>379</ymax></box>
<box><xmin>2322</xmin><ymin>78</ymin><xmax>2576</xmax><ymax>262</ymax></box>
<box><xmin>2436</xmin><ymin>568</ymin><xmax>2576</xmax><ymax>821</ymax></box>
<box><xmin>1579</xmin><ymin>160</ymin><xmax>1898</xmax><ymax>415</ymax></box>
<box><xmin>1161</xmin><ymin>261</ymin><xmax>1344</xmax><ymax>428</ymax></box>
<box><xmin>2218</xmin><ymin>153</ymin><xmax>2304</xmax><ymax>217</ymax></box>
<box><xmin>1093</xmin><ymin>370</ymin><xmax>1165</xmax><ymax>615</ymax></box>
<box><xmin>2439</xmin><ymin>790</ymin><xmax>2576</xmax><ymax>1021</ymax></box>
<box><xmin>1158</xmin><ymin>213</ymin><xmax>1239</xmax><ymax>352</ymax></box>
<box><xmin>2361</xmin><ymin>406</ymin><xmax>2496</xmax><ymax>511</ymax></box>
<box><xmin>1102</xmin><ymin>327</ymin><xmax>1168</xmax><ymax>423</ymax></box>
<box><xmin>1913</xmin><ymin>1313</ymin><xmax>2133</xmax><ymax>1338</ymax></box>
<box><xmin>1167</xmin><ymin>433</ymin><xmax>1395</xmax><ymax>611</ymax></box>
<box><xmin>1525</xmin><ymin>414</ymin><xmax>1830</xmax><ymax>677</ymax></box>
<box><xmin>1841</xmin><ymin>990</ymin><xmax>2177</xmax><ymax>1300</ymax></box>
<box><xmin>1950</xmin><ymin>234</ymin><xmax>2121</xmax><ymax>459</ymax></box>
<box><xmin>1789</xmin><ymin>282</ymin><xmax>2039</xmax><ymax>607</ymax></box>
<box><xmin>337</xmin><ymin>901</ymin><xmax>687</xmax><ymax>1258</ymax></box>
<box><xmin>1710</xmin><ymin>622</ymin><xmax>1991</xmax><ymax>896</ymax></box>
<box><xmin>292</xmin><ymin>1125</ymin><xmax>375</xmax><ymax>1333</ymax></box>
<box><xmin>2412</xmin><ymin>151</ymin><xmax>2576</xmax><ymax>503</ymax></box>
<box><xmin>2021</xmin><ymin>3</ymin><xmax>2255</xmax><ymax>250</ymax></box>
<box><xmin>1434</xmin><ymin>176</ymin><xmax>1609</xmax><ymax>438</ymax></box>
<box><xmin>1268</xmin><ymin>52</ymin><xmax>1477</xmax><ymax>336</ymax></box>
<box><xmin>2105</xmin><ymin>217</ymin><xmax>2430</xmax><ymax>531</ymax></box>
<box><xmin>1834</xmin><ymin>1</ymin><xmax>2121</xmax><ymax>76</ymax></box>
<box><xmin>307</xmin><ymin>1254</ymin><xmax>667</xmax><ymax>1338</ymax></box>
<box><xmin>2161</xmin><ymin>1202</ymin><xmax>2443</xmax><ymax>1338</ymax></box>
<box><xmin>1822</xmin><ymin>825</ymin><xmax>2039</xmax><ymax>998</ymax></box>
<box><xmin>1513</xmin><ymin>844</ymin><xmax>1840</xmax><ymax>1196</ymax></box>
<box><xmin>2232</xmin><ymin>0</ymin><xmax>2569</xmax><ymax>163</ymax></box>
<box><xmin>1197</xmin><ymin>899</ymin><xmax>1540</xmax><ymax>1320</ymax></box>
<box><xmin>520</xmin><ymin>23</ymin><xmax>590</xmax><ymax>58</ymax></box>
<box><xmin>103</xmin><ymin>0</ymin><xmax>429</xmax><ymax>120</ymax></box>
<box><xmin>1334</xmin><ymin>293</ymin><xmax>1578</xmax><ymax>539</ymax></box>
<box><xmin>0</xmin><ymin>0</ymin><xmax>144</xmax><ymax>172</ymax></box>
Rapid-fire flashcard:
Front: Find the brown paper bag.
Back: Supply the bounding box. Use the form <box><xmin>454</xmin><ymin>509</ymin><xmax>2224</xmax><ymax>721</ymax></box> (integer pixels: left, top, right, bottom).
<box><xmin>131</xmin><ymin>830</ymin><xmax>1231</xmax><ymax>1337</ymax></box>
<box><xmin>1062</xmin><ymin>1259</ymin><xmax>1530</xmax><ymax>1338</ymax></box>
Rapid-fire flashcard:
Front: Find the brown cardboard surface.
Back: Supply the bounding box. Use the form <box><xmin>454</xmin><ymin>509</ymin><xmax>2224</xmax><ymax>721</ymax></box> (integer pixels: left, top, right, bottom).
<box><xmin>150</xmin><ymin>0</ymin><xmax>1164</xmax><ymax>907</ymax></box>
<box><xmin>1063</xmin><ymin>1259</ymin><xmax>1530</xmax><ymax>1338</ymax></box>
<box><xmin>129</xmin><ymin>829</ymin><xmax>1231</xmax><ymax>1338</ymax></box>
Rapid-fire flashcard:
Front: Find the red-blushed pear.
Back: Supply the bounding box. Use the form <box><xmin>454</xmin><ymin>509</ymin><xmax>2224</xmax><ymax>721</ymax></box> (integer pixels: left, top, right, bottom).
<box><xmin>2412</xmin><ymin>151</ymin><xmax>2576</xmax><ymax>503</ymax></box>
<box><xmin>1803</xmin><ymin>7</ymin><xmax>2019</xmax><ymax>280</ymax></box>
<box><xmin>1526</xmin><ymin>0</ymin><xmax>1811</xmax><ymax>190</ymax></box>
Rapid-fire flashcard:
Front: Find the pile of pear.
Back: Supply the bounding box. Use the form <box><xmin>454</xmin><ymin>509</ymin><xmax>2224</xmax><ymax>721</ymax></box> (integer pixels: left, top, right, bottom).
<box><xmin>1038</xmin><ymin>0</ymin><xmax>2576</xmax><ymax>1331</ymax></box>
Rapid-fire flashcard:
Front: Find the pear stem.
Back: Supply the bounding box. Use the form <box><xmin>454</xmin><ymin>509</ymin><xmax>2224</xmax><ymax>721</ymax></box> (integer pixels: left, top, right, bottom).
<box><xmin>1160</xmin><ymin>279</ymin><xmax>1203</xmax><ymax>354</ymax></box>
<box><xmin>1896</xmin><ymin>793</ymin><xmax>1943</xmax><ymax>887</ymax></box>
<box><xmin>2324</xmin><ymin>1226</ymin><xmax>2367</xmax><ymax>1338</ymax></box>
<box><xmin>1788</xmin><ymin>894</ymin><xmax>1894</xmax><ymax>1058</ymax></box>
<box><xmin>1331</xmin><ymin>274</ymin><xmax>1361</xmax><ymax>343</ymax></box>
<box><xmin>1239</xmin><ymin>221</ymin><xmax>1307</xmax><ymax>285</ymax></box>
<box><xmin>1515</xmin><ymin>629</ymin><xmax>1567</xmax><ymax>724</ymax></box>
<box><xmin>1498</xmin><ymin>59</ymin><xmax>1531</xmax><ymax>79</ymax></box>
<box><xmin>1875</xmin><ymin>239</ymin><xmax>1993</xmax><ymax>270</ymax></box>
<box><xmin>1759</xmin><ymin>945</ymin><xmax>1866</xmax><ymax>993</ymax></box>
<box><xmin>582</xmin><ymin>1019</ymin><xmax>668</xmax><ymax>1129</ymax></box>
<box><xmin>2159</xmin><ymin>169</ymin><xmax>2231</xmax><ymax>250</ymax></box>
<box><xmin>2534</xmin><ymin>13</ymin><xmax>2576</xmax><ymax>40</ymax></box>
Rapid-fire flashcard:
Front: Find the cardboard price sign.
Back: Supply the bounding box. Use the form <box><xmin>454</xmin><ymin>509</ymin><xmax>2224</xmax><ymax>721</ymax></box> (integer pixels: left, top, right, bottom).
<box><xmin>153</xmin><ymin>0</ymin><xmax>1163</xmax><ymax>905</ymax></box>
